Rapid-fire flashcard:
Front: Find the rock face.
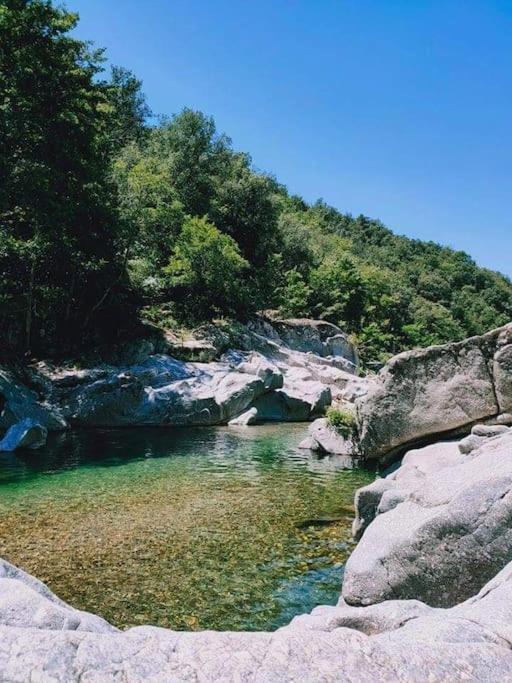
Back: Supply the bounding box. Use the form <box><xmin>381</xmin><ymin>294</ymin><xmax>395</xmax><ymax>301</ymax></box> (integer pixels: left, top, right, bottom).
<box><xmin>0</xmin><ymin>369</ymin><xmax>66</xmax><ymax>433</ymax></box>
<box><xmin>355</xmin><ymin>323</ymin><xmax>512</xmax><ymax>461</ymax></box>
<box><xmin>3</xmin><ymin>554</ymin><xmax>512</xmax><ymax>680</ymax></box>
<box><xmin>1</xmin><ymin>318</ymin><xmax>358</xmax><ymax>431</ymax></box>
<box><xmin>0</xmin><ymin>418</ymin><xmax>47</xmax><ymax>451</ymax></box>
<box><xmin>343</xmin><ymin>426</ymin><xmax>512</xmax><ymax>608</ymax></box>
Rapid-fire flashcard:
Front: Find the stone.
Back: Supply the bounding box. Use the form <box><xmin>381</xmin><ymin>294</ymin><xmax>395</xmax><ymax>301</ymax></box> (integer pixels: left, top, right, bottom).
<box><xmin>343</xmin><ymin>430</ymin><xmax>512</xmax><ymax>608</ymax></box>
<box><xmin>0</xmin><ymin>418</ymin><xmax>47</xmax><ymax>451</ymax></box>
<box><xmin>355</xmin><ymin>323</ymin><xmax>512</xmax><ymax>461</ymax></box>
<box><xmin>13</xmin><ymin>317</ymin><xmax>362</xmax><ymax>430</ymax></box>
<box><xmin>299</xmin><ymin>417</ymin><xmax>354</xmax><ymax>455</ymax></box>
<box><xmin>253</xmin><ymin>383</ymin><xmax>331</xmax><ymax>422</ymax></box>
<box><xmin>0</xmin><ymin>369</ymin><xmax>67</xmax><ymax>432</ymax></box>
<box><xmin>228</xmin><ymin>407</ymin><xmax>258</xmax><ymax>426</ymax></box>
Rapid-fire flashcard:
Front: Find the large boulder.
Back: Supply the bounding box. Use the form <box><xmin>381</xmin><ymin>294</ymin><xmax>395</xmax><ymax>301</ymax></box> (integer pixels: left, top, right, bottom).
<box><xmin>355</xmin><ymin>323</ymin><xmax>512</xmax><ymax>461</ymax></box>
<box><xmin>0</xmin><ymin>418</ymin><xmax>47</xmax><ymax>451</ymax></box>
<box><xmin>0</xmin><ymin>369</ymin><xmax>67</xmax><ymax>432</ymax></box>
<box><xmin>342</xmin><ymin>427</ymin><xmax>512</xmax><ymax>608</ymax></box>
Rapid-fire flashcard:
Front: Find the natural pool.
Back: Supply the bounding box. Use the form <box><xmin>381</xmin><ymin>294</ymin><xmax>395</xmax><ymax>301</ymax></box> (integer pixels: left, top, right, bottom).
<box><xmin>0</xmin><ymin>424</ymin><xmax>374</xmax><ymax>631</ymax></box>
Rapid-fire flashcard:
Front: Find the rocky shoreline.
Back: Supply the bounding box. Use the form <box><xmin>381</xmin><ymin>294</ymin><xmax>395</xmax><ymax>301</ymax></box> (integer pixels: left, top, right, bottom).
<box><xmin>2</xmin><ymin>423</ymin><xmax>512</xmax><ymax>680</ymax></box>
<box><xmin>0</xmin><ymin>318</ymin><xmax>366</xmax><ymax>451</ymax></box>
<box><xmin>2</xmin><ymin>321</ymin><xmax>512</xmax><ymax>680</ymax></box>
<box><xmin>305</xmin><ymin>322</ymin><xmax>512</xmax><ymax>463</ymax></box>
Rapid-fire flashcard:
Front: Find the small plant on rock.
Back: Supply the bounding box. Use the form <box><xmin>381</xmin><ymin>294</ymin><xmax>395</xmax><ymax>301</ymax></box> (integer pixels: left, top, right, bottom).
<box><xmin>326</xmin><ymin>407</ymin><xmax>357</xmax><ymax>439</ymax></box>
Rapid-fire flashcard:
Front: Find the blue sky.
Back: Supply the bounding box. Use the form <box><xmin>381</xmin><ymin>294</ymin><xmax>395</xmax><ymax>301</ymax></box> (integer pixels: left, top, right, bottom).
<box><xmin>71</xmin><ymin>1</ymin><xmax>512</xmax><ymax>278</ymax></box>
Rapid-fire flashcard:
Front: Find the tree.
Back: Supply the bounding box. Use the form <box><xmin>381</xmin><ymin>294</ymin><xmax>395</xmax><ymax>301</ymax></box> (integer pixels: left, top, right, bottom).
<box><xmin>0</xmin><ymin>0</ymin><xmax>135</xmax><ymax>354</ymax></box>
<box><xmin>278</xmin><ymin>268</ymin><xmax>312</xmax><ymax>318</ymax></box>
<box><xmin>103</xmin><ymin>65</ymin><xmax>151</xmax><ymax>152</ymax></box>
<box><xmin>164</xmin><ymin>217</ymin><xmax>249</xmax><ymax>321</ymax></box>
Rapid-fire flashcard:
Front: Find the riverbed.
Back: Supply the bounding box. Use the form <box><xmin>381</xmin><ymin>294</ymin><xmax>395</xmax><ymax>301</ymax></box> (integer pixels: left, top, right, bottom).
<box><xmin>0</xmin><ymin>424</ymin><xmax>373</xmax><ymax>631</ymax></box>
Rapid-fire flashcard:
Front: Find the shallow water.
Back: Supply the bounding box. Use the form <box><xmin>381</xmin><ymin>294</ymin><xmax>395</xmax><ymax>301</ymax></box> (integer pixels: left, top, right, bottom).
<box><xmin>0</xmin><ymin>424</ymin><xmax>373</xmax><ymax>631</ymax></box>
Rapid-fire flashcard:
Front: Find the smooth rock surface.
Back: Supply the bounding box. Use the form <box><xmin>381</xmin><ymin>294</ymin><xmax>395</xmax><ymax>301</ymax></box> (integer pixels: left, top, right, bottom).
<box><xmin>0</xmin><ymin>369</ymin><xmax>67</xmax><ymax>432</ymax></box>
<box><xmin>3</xmin><ymin>555</ymin><xmax>512</xmax><ymax>680</ymax></box>
<box><xmin>354</xmin><ymin>323</ymin><xmax>512</xmax><ymax>461</ymax></box>
<box><xmin>6</xmin><ymin>318</ymin><xmax>359</xmax><ymax>429</ymax></box>
<box><xmin>343</xmin><ymin>428</ymin><xmax>512</xmax><ymax>608</ymax></box>
<box><xmin>299</xmin><ymin>417</ymin><xmax>354</xmax><ymax>455</ymax></box>
<box><xmin>0</xmin><ymin>418</ymin><xmax>47</xmax><ymax>451</ymax></box>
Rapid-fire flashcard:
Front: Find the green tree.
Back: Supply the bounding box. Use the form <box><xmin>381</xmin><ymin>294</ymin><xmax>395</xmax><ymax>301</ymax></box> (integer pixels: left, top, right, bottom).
<box><xmin>103</xmin><ymin>65</ymin><xmax>151</xmax><ymax>152</ymax></box>
<box><xmin>164</xmin><ymin>217</ymin><xmax>249</xmax><ymax>321</ymax></box>
<box><xmin>0</xmin><ymin>0</ymin><xmax>133</xmax><ymax>353</ymax></box>
<box><xmin>278</xmin><ymin>268</ymin><xmax>312</xmax><ymax>318</ymax></box>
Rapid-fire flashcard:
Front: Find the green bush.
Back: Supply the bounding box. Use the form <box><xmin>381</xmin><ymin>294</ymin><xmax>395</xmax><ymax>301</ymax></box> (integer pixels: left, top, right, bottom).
<box><xmin>326</xmin><ymin>407</ymin><xmax>357</xmax><ymax>439</ymax></box>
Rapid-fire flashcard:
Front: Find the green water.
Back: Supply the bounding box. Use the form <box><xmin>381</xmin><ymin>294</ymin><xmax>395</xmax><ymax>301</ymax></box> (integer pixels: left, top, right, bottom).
<box><xmin>0</xmin><ymin>424</ymin><xmax>373</xmax><ymax>631</ymax></box>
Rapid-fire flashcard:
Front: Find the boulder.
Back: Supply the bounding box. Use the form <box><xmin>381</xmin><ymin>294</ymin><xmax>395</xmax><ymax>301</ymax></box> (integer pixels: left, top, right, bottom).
<box><xmin>0</xmin><ymin>418</ymin><xmax>47</xmax><ymax>451</ymax></box>
<box><xmin>355</xmin><ymin>323</ymin><xmax>512</xmax><ymax>461</ymax></box>
<box><xmin>0</xmin><ymin>369</ymin><xmax>67</xmax><ymax>432</ymax></box>
<box><xmin>299</xmin><ymin>417</ymin><xmax>354</xmax><ymax>455</ymax></box>
<box><xmin>253</xmin><ymin>383</ymin><xmax>331</xmax><ymax>422</ymax></box>
<box><xmin>228</xmin><ymin>407</ymin><xmax>258</xmax><ymax>426</ymax></box>
<box><xmin>342</xmin><ymin>428</ymin><xmax>512</xmax><ymax>608</ymax></box>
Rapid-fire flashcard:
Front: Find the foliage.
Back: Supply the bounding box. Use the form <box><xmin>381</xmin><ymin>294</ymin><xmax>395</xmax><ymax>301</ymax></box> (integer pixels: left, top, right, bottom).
<box><xmin>0</xmin><ymin>0</ymin><xmax>136</xmax><ymax>354</ymax></box>
<box><xmin>326</xmin><ymin>407</ymin><xmax>357</xmax><ymax>439</ymax></box>
<box><xmin>164</xmin><ymin>217</ymin><xmax>249</xmax><ymax>322</ymax></box>
<box><xmin>1</xmin><ymin>0</ymin><xmax>511</xmax><ymax>362</ymax></box>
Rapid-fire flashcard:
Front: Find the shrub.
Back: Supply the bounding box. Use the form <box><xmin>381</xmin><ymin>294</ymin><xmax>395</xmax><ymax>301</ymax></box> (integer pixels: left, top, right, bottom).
<box><xmin>326</xmin><ymin>407</ymin><xmax>356</xmax><ymax>439</ymax></box>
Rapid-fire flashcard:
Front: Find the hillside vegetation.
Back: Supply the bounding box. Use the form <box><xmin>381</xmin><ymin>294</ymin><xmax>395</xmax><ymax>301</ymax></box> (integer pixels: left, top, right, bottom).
<box><xmin>1</xmin><ymin>0</ymin><xmax>511</xmax><ymax>363</ymax></box>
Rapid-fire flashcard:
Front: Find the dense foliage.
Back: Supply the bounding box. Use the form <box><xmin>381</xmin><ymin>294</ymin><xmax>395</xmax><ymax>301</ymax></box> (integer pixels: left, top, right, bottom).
<box><xmin>1</xmin><ymin>0</ymin><xmax>511</xmax><ymax>362</ymax></box>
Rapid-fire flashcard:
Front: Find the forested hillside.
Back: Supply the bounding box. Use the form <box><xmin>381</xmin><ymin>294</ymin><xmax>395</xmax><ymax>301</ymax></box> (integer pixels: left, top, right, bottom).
<box><xmin>1</xmin><ymin>0</ymin><xmax>511</xmax><ymax>363</ymax></box>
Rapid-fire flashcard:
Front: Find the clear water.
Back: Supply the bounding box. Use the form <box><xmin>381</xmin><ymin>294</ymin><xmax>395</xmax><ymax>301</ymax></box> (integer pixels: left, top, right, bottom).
<box><xmin>0</xmin><ymin>424</ymin><xmax>374</xmax><ymax>631</ymax></box>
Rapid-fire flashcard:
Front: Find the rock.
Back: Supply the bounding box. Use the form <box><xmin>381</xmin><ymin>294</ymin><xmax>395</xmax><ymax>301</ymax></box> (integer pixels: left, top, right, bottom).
<box><xmin>0</xmin><ymin>369</ymin><xmax>67</xmax><ymax>432</ymax></box>
<box><xmin>0</xmin><ymin>418</ymin><xmax>47</xmax><ymax>451</ymax></box>
<box><xmin>343</xmin><ymin>430</ymin><xmax>512</xmax><ymax>608</ymax></box>
<box><xmin>4</xmin><ymin>556</ymin><xmax>512</xmax><ymax>679</ymax></box>
<box><xmin>222</xmin><ymin>350</ymin><xmax>283</xmax><ymax>390</ymax></box>
<box><xmin>458</xmin><ymin>423</ymin><xmax>510</xmax><ymax>454</ymax></box>
<box><xmin>494</xmin><ymin>342</ymin><xmax>512</xmax><ymax>413</ymax></box>
<box><xmin>0</xmin><ymin>558</ymin><xmax>114</xmax><ymax>634</ymax></box>
<box><xmin>1</xmin><ymin>317</ymin><xmax>364</xmax><ymax>430</ymax></box>
<box><xmin>253</xmin><ymin>383</ymin><xmax>331</xmax><ymax>422</ymax></box>
<box><xmin>355</xmin><ymin>323</ymin><xmax>512</xmax><ymax>461</ymax></box>
<box><xmin>228</xmin><ymin>407</ymin><xmax>258</xmax><ymax>426</ymax></box>
<box><xmin>299</xmin><ymin>417</ymin><xmax>354</xmax><ymax>455</ymax></box>
<box><xmin>247</xmin><ymin>317</ymin><xmax>359</xmax><ymax>369</ymax></box>
<box><xmin>471</xmin><ymin>424</ymin><xmax>510</xmax><ymax>437</ymax></box>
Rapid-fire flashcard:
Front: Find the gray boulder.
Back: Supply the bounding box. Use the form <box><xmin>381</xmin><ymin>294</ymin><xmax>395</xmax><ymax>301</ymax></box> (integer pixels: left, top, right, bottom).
<box><xmin>355</xmin><ymin>323</ymin><xmax>512</xmax><ymax>461</ymax></box>
<box><xmin>343</xmin><ymin>428</ymin><xmax>512</xmax><ymax>608</ymax></box>
<box><xmin>299</xmin><ymin>417</ymin><xmax>354</xmax><ymax>455</ymax></box>
<box><xmin>0</xmin><ymin>369</ymin><xmax>67</xmax><ymax>432</ymax></box>
<box><xmin>0</xmin><ymin>418</ymin><xmax>47</xmax><ymax>451</ymax></box>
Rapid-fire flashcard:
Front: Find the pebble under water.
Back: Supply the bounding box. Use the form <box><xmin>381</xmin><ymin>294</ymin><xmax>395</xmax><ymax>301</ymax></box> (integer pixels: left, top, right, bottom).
<box><xmin>0</xmin><ymin>424</ymin><xmax>374</xmax><ymax>631</ymax></box>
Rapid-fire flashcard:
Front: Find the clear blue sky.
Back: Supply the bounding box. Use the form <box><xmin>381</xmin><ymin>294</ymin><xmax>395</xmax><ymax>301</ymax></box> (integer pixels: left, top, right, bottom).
<box><xmin>71</xmin><ymin>0</ymin><xmax>512</xmax><ymax>278</ymax></box>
